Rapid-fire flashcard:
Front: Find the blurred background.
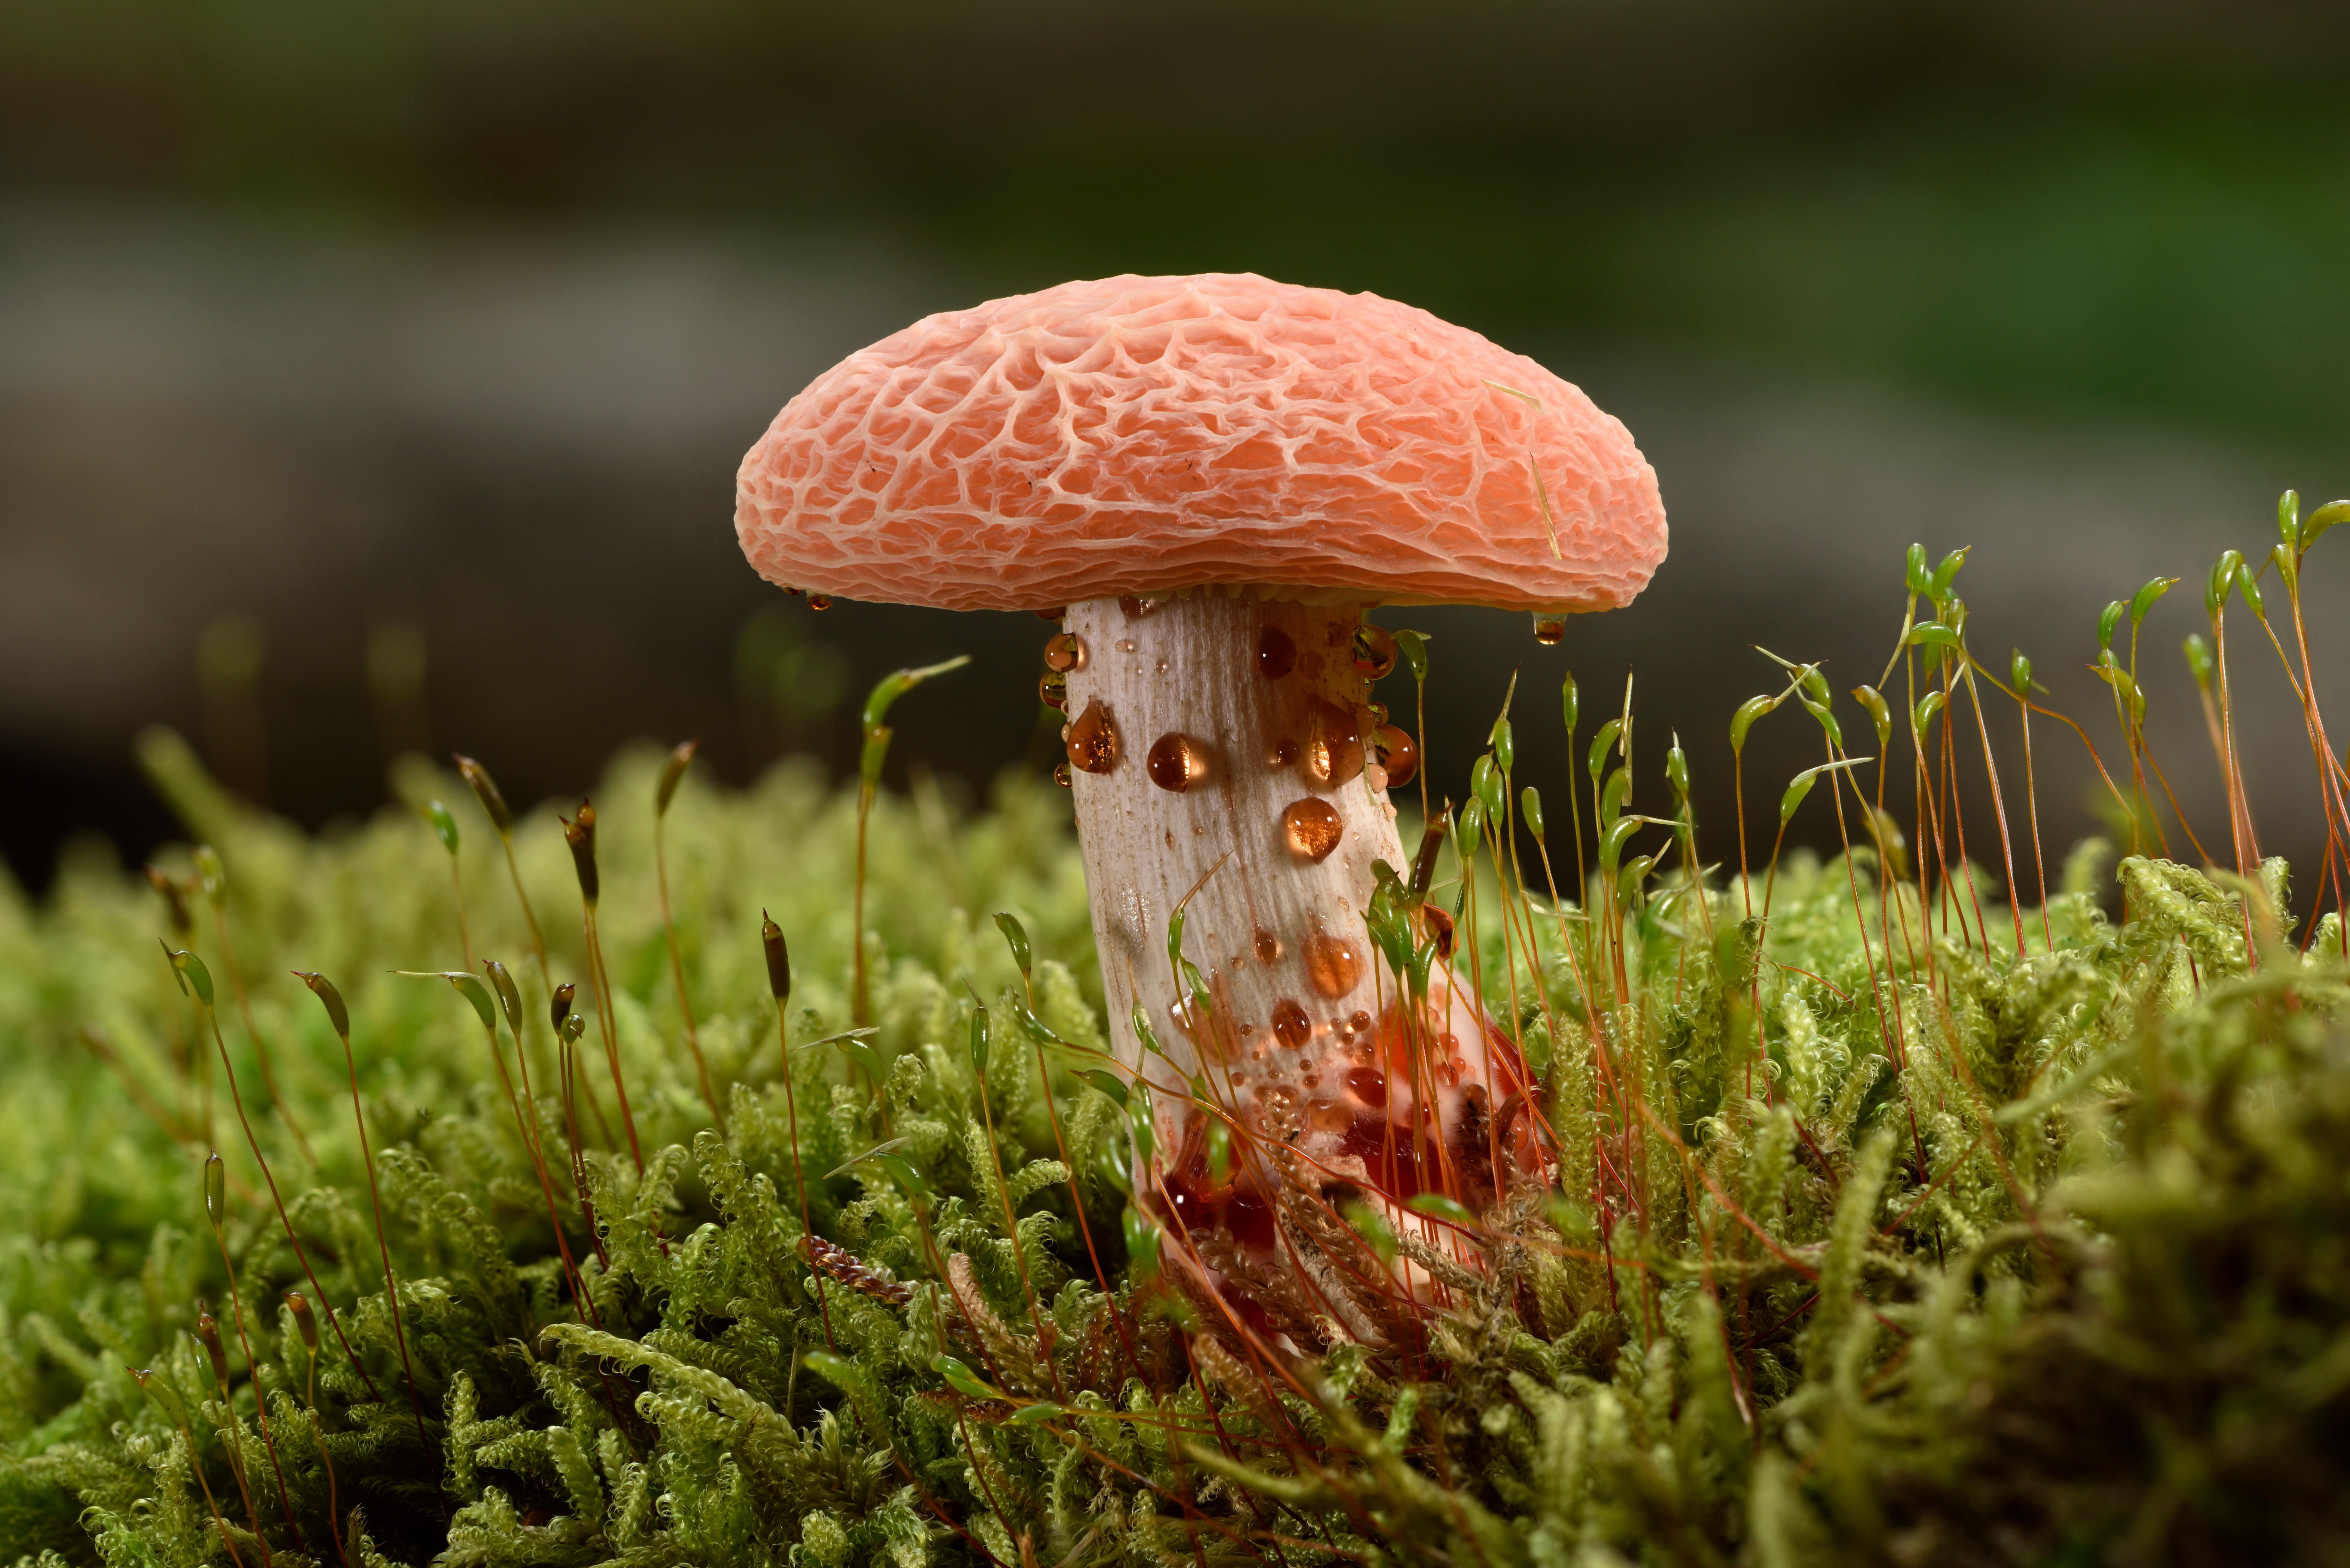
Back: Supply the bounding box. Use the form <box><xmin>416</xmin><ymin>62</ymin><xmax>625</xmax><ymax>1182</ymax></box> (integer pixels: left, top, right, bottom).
<box><xmin>5</xmin><ymin>0</ymin><xmax>2348</xmax><ymax>903</ymax></box>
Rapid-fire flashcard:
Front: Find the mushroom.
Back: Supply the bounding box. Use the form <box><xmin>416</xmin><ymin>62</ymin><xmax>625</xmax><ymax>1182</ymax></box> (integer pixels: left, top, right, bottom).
<box><xmin>736</xmin><ymin>273</ymin><xmax>1666</xmax><ymax>1284</ymax></box>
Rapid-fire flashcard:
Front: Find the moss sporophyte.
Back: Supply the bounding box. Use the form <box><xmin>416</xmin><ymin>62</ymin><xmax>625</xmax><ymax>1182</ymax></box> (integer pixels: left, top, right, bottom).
<box><xmin>4</xmin><ymin>272</ymin><xmax>2350</xmax><ymax>1565</ymax></box>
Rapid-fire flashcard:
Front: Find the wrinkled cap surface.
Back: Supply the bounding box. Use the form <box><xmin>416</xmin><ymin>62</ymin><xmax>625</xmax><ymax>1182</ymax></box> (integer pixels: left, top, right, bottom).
<box><xmin>736</xmin><ymin>273</ymin><xmax>1667</xmax><ymax>614</ymax></box>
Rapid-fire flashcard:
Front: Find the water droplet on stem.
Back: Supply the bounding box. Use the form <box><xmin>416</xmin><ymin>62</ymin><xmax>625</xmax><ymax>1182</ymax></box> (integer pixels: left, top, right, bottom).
<box><xmin>1372</xmin><ymin>724</ymin><xmax>1418</xmax><ymax>788</ymax></box>
<box><xmin>1271</xmin><ymin>999</ymin><xmax>1311</xmax><ymax>1050</ymax></box>
<box><xmin>1147</xmin><ymin>733</ymin><xmax>1206</xmax><ymax>792</ymax></box>
<box><xmin>1353</xmin><ymin>623</ymin><xmax>1398</xmax><ymax>679</ymax></box>
<box><xmin>1066</xmin><ymin>698</ymin><xmax>1119</xmax><ymax>774</ymax></box>
<box><xmin>1258</xmin><ymin>625</ymin><xmax>1296</xmax><ymax>679</ymax></box>
<box><xmin>1304</xmin><ymin>930</ymin><xmax>1365</xmax><ymax>998</ymax></box>
<box><xmin>1303</xmin><ymin>700</ymin><xmax>1364</xmax><ymax>788</ymax></box>
<box><xmin>1044</xmin><ymin>632</ymin><xmax>1085</xmax><ymax>672</ymax></box>
<box><xmin>1282</xmin><ymin>799</ymin><xmax>1344</xmax><ymax>862</ymax></box>
<box><xmin>1039</xmin><ymin>672</ymin><xmax>1068</xmax><ymax>710</ymax></box>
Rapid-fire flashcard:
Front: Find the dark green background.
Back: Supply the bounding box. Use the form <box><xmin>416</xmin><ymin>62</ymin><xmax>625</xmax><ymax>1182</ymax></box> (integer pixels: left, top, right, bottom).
<box><xmin>4</xmin><ymin>0</ymin><xmax>2346</xmax><ymax>890</ymax></box>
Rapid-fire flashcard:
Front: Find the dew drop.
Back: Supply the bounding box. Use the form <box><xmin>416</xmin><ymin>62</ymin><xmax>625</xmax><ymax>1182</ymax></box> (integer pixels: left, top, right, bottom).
<box><xmin>1352</xmin><ymin>623</ymin><xmax>1398</xmax><ymax>680</ymax></box>
<box><xmin>1147</xmin><ymin>733</ymin><xmax>1206</xmax><ymax>792</ymax></box>
<box><xmin>1271</xmin><ymin>999</ymin><xmax>1312</xmax><ymax>1051</ymax></box>
<box><xmin>1044</xmin><ymin>632</ymin><xmax>1085</xmax><ymax>672</ymax></box>
<box><xmin>1034</xmin><ymin>606</ymin><xmax>1066</xmax><ymax>621</ymax></box>
<box><xmin>1372</xmin><ymin>724</ymin><xmax>1418</xmax><ymax>788</ymax></box>
<box><xmin>1156</xmin><ymin>657</ymin><xmax>1169</xmax><ymax>674</ymax></box>
<box><xmin>1115</xmin><ymin>638</ymin><xmax>1137</xmax><ymax>653</ymax></box>
<box><xmin>807</xmin><ymin>594</ymin><xmax>833</xmax><ymax>611</ymax></box>
<box><xmin>1270</xmin><ymin>737</ymin><xmax>1300</xmax><ymax>768</ymax></box>
<box><xmin>1304</xmin><ymin>930</ymin><xmax>1365</xmax><ymax>999</ymax></box>
<box><xmin>1257</xmin><ymin>625</ymin><xmax>1297</xmax><ymax>679</ymax></box>
<box><xmin>783</xmin><ymin>585</ymin><xmax>803</xmax><ymax>597</ymax></box>
<box><xmin>1253</xmin><ymin>929</ymin><xmax>1283</xmax><ymax>964</ymax></box>
<box><xmin>1303</xmin><ymin>700</ymin><xmax>1364</xmax><ymax>788</ymax></box>
<box><xmin>1308</xmin><ymin>1098</ymin><xmax>1352</xmax><ymax>1133</ymax></box>
<box><xmin>1533</xmin><ymin>615</ymin><xmax>1566</xmax><ymax>646</ymax></box>
<box><xmin>1281</xmin><ymin>798</ymin><xmax>1343</xmax><ymax>862</ymax></box>
<box><xmin>1349</xmin><ymin>1009</ymin><xmax>1372</xmax><ymax>1033</ymax></box>
<box><xmin>1039</xmin><ymin>672</ymin><xmax>1068</xmax><ymax>711</ymax></box>
<box><xmin>1119</xmin><ymin>595</ymin><xmax>1155</xmax><ymax>620</ymax></box>
<box><xmin>1066</xmin><ymin>698</ymin><xmax>1119</xmax><ymax>774</ymax></box>
<box><xmin>1344</xmin><ymin>1065</ymin><xmax>1388</xmax><ymax>1108</ymax></box>
<box><xmin>1052</xmin><ymin>762</ymin><xmax>1072</xmax><ymax>788</ymax></box>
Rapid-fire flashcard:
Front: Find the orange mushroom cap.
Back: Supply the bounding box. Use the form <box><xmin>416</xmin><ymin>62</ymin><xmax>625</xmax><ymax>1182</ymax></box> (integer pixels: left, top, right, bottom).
<box><xmin>736</xmin><ymin>273</ymin><xmax>1667</xmax><ymax>614</ymax></box>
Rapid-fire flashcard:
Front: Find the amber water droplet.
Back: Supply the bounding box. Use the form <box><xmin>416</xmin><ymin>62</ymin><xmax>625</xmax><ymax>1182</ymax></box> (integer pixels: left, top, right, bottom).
<box><xmin>1282</xmin><ymin>798</ymin><xmax>1343</xmax><ymax>862</ymax></box>
<box><xmin>1147</xmin><ymin>733</ymin><xmax>1206</xmax><ymax>792</ymax></box>
<box><xmin>1304</xmin><ymin>700</ymin><xmax>1364</xmax><ymax>788</ymax></box>
<box><xmin>1271</xmin><ymin>999</ymin><xmax>1312</xmax><ymax>1051</ymax></box>
<box><xmin>1270</xmin><ymin>737</ymin><xmax>1300</xmax><ymax>768</ymax></box>
<box><xmin>1533</xmin><ymin>615</ymin><xmax>1566</xmax><ymax>646</ymax></box>
<box><xmin>1044</xmin><ymin>632</ymin><xmax>1085</xmax><ymax>672</ymax></box>
<box><xmin>1066</xmin><ymin>698</ymin><xmax>1119</xmax><ymax>774</ymax></box>
<box><xmin>1352</xmin><ymin>623</ymin><xmax>1398</xmax><ymax>679</ymax></box>
<box><xmin>1119</xmin><ymin>595</ymin><xmax>1155</xmax><ymax>620</ymax></box>
<box><xmin>1304</xmin><ymin>930</ymin><xmax>1365</xmax><ymax>998</ymax></box>
<box><xmin>1039</xmin><ymin>672</ymin><xmax>1068</xmax><ymax>710</ymax></box>
<box><xmin>784</xmin><ymin>585</ymin><xmax>803</xmax><ymax>597</ymax></box>
<box><xmin>1253</xmin><ymin>929</ymin><xmax>1283</xmax><ymax>964</ymax></box>
<box><xmin>1052</xmin><ymin>762</ymin><xmax>1072</xmax><ymax>788</ymax></box>
<box><xmin>807</xmin><ymin>594</ymin><xmax>833</xmax><ymax>611</ymax></box>
<box><xmin>1344</xmin><ymin>1065</ymin><xmax>1388</xmax><ymax>1108</ymax></box>
<box><xmin>1115</xmin><ymin>638</ymin><xmax>1137</xmax><ymax>653</ymax></box>
<box><xmin>1258</xmin><ymin>625</ymin><xmax>1297</xmax><ymax>679</ymax></box>
<box><xmin>1034</xmin><ymin>606</ymin><xmax>1066</xmax><ymax>621</ymax></box>
<box><xmin>1372</xmin><ymin>724</ymin><xmax>1418</xmax><ymax>788</ymax></box>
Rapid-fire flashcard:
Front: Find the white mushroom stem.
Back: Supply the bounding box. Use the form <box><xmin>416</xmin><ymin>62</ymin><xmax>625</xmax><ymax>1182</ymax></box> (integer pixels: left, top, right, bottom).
<box><xmin>1059</xmin><ymin>591</ymin><xmax>1540</xmax><ymax>1267</ymax></box>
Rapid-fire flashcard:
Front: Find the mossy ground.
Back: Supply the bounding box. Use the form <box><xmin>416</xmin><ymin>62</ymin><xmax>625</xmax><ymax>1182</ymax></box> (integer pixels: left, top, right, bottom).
<box><xmin>4</xmin><ymin>543</ymin><xmax>2350</xmax><ymax>1567</ymax></box>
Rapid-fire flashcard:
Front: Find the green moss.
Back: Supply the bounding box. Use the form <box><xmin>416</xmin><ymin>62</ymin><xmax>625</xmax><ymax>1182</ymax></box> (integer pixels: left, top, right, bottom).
<box><xmin>1</xmin><ymin>700</ymin><xmax>2346</xmax><ymax>1564</ymax></box>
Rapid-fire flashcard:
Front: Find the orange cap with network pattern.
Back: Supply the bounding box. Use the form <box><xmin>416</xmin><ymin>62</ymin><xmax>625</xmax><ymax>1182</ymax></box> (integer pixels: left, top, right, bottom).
<box><xmin>735</xmin><ymin>272</ymin><xmax>1667</xmax><ymax>615</ymax></box>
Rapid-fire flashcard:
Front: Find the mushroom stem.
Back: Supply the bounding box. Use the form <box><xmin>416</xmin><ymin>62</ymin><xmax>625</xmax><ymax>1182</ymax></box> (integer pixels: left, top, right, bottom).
<box><xmin>1060</xmin><ymin>591</ymin><xmax>1539</xmax><ymax>1275</ymax></box>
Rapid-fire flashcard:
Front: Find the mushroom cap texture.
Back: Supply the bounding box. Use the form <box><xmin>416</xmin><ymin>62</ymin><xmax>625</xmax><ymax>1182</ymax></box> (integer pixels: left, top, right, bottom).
<box><xmin>736</xmin><ymin>273</ymin><xmax>1667</xmax><ymax>614</ymax></box>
